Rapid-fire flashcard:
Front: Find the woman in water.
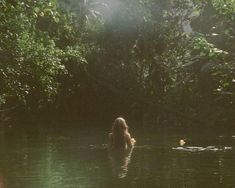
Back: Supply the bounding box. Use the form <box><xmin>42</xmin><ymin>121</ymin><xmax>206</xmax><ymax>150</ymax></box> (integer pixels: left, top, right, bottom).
<box><xmin>108</xmin><ymin>117</ymin><xmax>136</xmax><ymax>149</ymax></box>
<box><xmin>108</xmin><ymin>117</ymin><xmax>136</xmax><ymax>178</ymax></box>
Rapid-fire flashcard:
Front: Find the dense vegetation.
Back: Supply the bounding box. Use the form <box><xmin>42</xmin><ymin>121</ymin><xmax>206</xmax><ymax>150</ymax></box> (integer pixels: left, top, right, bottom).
<box><xmin>0</xmin><ymin>0</ymin><xmax>234</xmax><ymax>126</ymax></box>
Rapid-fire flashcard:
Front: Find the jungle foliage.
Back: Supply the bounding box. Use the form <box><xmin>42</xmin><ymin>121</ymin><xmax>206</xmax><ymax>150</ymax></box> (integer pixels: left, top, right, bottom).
<box><xmin>0</xmin><ymin>0</ymin><xmax>234</xmax><ymax>126</ymax></box>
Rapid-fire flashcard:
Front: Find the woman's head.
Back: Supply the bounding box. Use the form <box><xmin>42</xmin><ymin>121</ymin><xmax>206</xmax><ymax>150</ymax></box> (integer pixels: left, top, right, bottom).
<box><xmin>112</xmin><ymin>117</ymin><xmax>128</xmax><ymax>135</ymax></box>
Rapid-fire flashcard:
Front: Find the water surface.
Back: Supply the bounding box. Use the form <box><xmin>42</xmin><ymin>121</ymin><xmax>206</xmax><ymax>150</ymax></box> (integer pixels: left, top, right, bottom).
<box><xmin>0</xmin><ymin>125</ymin><xmax>235</xmax><ymax>188</ymax></box>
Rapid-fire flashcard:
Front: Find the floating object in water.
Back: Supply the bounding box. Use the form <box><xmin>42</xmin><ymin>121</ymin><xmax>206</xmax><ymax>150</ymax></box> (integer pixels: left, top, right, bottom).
<box><xmin>206</xmin><ymin>146</ymin><xmax>216</xmax><ymax>149</ymax></box>
<box><xmin>179</xmin><ymin>139</ymin><xmax>186</xmax><ymax>146</ymax></box>
<box><xmin>172</xmin><ymin>146</ymin><xmax>232</xmax><ymax>152</ymax></box>
<box><xmin>224</xmin><ymin>146</ymin><xmax>232</xmax><ymax>150</ymax></box>
<box><xmin>185</xmin><ymin>146</ymin><xmax>205</xmax><ymax>152</ymax></box>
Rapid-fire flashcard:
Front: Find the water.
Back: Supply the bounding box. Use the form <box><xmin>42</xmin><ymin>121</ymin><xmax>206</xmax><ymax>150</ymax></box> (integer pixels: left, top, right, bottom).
<box><xmin>0</xmin><ymin>125</ymin><xmax>235</xmax><ymax>188</ymax></box>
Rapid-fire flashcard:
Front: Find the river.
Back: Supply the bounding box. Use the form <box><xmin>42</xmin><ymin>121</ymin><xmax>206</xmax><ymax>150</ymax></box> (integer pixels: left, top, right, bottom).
<box><xmin>0</xmin><ymin>124</ymin><xmax>234</xmax><ymax>187</ymax></box>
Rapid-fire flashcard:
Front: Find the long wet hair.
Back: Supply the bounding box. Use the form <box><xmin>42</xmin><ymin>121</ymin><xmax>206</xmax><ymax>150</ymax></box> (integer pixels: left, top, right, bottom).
<box><xmin>111</xmin><ymin>117</ymin><xmax>129</xmax><ymax>148</ymax></box>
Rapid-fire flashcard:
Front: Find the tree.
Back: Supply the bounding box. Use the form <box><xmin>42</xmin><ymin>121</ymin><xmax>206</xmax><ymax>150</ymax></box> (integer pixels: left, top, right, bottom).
<box><xmin>0</xmin><ymin>0</ymin><xmax>85</xmax><ymax>116</ymax></box>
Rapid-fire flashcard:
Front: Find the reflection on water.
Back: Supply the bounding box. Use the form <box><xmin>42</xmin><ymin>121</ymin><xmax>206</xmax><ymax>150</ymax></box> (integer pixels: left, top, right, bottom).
<box><xmin>0</xmin><ymin>126</ymin><xmax>235</xmax><ymax>187</ymax></box>
<box><xmin>108</xmin><ymin>147</ymin><xmax>133</xmax><ymax>179</ymax></box>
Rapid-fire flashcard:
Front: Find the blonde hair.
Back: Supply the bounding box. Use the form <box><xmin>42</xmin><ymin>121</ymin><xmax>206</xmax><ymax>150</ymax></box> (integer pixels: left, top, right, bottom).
<box><xmin>111</xmin><ymin>117</ymin><xmax>129</xmax><ymax>148</ymax></box>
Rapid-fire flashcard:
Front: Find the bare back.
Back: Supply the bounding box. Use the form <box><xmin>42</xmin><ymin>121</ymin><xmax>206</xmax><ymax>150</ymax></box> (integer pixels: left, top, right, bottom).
<box><xmin>109</xmin><ymin>133</ymin><xmax>133</xmax><ymax>149</ymax></box>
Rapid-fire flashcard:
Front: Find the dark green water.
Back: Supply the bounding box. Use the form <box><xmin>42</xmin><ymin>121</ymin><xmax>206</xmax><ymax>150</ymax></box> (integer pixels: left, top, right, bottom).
<box><xmin>0</xmin><ymin>125</ymin><xmax>235</xmax><ymax>188</ymax></box>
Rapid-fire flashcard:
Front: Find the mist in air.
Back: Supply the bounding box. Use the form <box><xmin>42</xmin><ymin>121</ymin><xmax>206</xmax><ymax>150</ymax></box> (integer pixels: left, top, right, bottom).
<box><xmin>57</xmin><ymin>0</ymin><xmax>192</xmax><ymax>33</ymax></box>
